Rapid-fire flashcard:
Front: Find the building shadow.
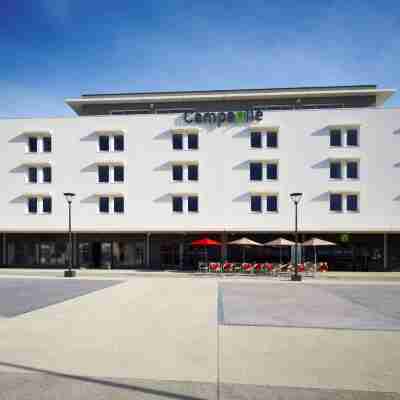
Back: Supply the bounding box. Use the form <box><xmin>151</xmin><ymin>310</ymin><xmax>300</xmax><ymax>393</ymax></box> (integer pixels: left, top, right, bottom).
<box><xmin>311</xmin><ymin>158</ymin><xmax>330</xmax><ymax>169</ymax></box>
<box><xmin>310</xmin><ymin>127</ymin><xmax>329</xmax><ymax>136</ymax></box>
<box><xmin>311</xmin><ymin>192</ymin><xmax>330</xmax><ymax>202</ymax></box>
<box><xmin>0</xmin><ymin>361</ymin><xmax>207</xmax><ymax>400</ymax></box>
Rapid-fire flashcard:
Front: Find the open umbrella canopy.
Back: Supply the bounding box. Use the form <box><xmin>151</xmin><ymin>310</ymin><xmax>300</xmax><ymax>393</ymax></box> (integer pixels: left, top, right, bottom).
<box><xmin>264</xmin><ymin>237</ymin><xmax>295</xmax><ymax>247</ymax></box>
<box><xmin>191</xmin><ymin>237</ymin><xmax>221</xmax><ymax>246</ymax></box>
<box><xmin>302</xmin><ymin>238</ymin><xmax>336</xmax><ymax>246</ymax></box>
<box><xmin>227</xmin><ymin>237</ymin><xmax>262</xmax><ymax>246</ymax></box>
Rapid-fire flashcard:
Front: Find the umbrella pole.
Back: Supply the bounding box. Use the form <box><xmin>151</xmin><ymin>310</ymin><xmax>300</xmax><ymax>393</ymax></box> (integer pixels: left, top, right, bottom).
<box><xmin>314</xmin><ymin>246</ymin><xmax>317</xmax><ymax>269</ymax></box>
<box><xmin>280</xmin><ymin>247</ymin><xmax>282</xmax><ymax>265</ymax></box>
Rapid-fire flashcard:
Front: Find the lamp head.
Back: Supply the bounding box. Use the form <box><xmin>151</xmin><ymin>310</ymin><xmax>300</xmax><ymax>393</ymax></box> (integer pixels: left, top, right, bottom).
<box><xmin>290</xmin><ymin>192</ymin><xmax>303</xmax><ymax>204</ymax></box>
<box><xmin>63</xmin><ymin>192</ymin><xmax>76</xmax><ymax>203</ymax></box>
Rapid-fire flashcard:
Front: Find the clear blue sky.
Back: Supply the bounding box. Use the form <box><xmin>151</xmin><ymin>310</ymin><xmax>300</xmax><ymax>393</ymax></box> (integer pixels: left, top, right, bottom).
<box><xmin>1</xmin><ymin>0</ymin><xmax>399</xmax><ymax>117</ymax></box>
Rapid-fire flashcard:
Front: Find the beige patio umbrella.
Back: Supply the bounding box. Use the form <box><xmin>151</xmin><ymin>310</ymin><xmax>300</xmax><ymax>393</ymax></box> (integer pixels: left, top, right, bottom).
<box><xmin>227</xmin><ymin>237</ymin><xmax>262</xmax><ymax>262</ymax></box>
<box><xmin>264</xmin><ymin>237</ymin><xmax>295</xmax><ymax>264</ymax></box>
<box><xmin>301</xmin><ymin>237</ymin><xmax>336</xmax><ymax>266</ymax></box>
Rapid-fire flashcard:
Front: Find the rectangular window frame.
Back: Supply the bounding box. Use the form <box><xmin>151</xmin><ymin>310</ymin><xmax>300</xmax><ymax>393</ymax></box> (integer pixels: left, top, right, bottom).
<box><xmin>330</xmin><ymin>129</ymin><xmax>342</xmax><ymax>147</ymax></box>
<box><xmin>42</xmin><ymin>166</ymin><xmax>52</xmax><ymax>183</ymax></box>
<box><xmin>346</xmin><ymin>161</ymin><xmax>359</xmax><ymax>179</ymax></box>
<box><xmin>28</xmin><ymin>137</ymin><xmax>38</xmax><ymax>153</ymax></box>
<box><xmin>266</xmin><ymin>131</ymin><xmax>278</xmax><ymax>148</ymax></box>
<box><xmin>113</xmin><ymin>166</ymin><xmax>124</xmax><ymax>183</ymax></box>
<box><xmin>330</xmin><ymin>161</ymin><xmax>342</xmax><ymax>179</ymax></box>
<box><xmin>172</xmin><ymin>196</ymin><xmax>183</xmax><ymax>213</ymax></box>
<box><xmin>346</xmin><ymin>129</ymin><xmax>359</xmax><ymax>147</ymax></box>
<box><xmin>42</xmin><ymin>197</ymin><xmax>52</xmax><ymax>214</ymax></box>
<box><xmin>187</xmin><ymin>196</ymin><xmax>198</xmax><ymax>213</ymax></box>
<box><xmin>114</xmin><ymin>135</ymin><xmax>124</xmax><ymax>151</ymax></box>
<box><xmin>250</xmin><ymin>195</ymin><xmax>262</xmax><ymax>213</ymax></box>
<box><xmin>99</xmin><ymin>197</ymin><xmax>110</xmax><ymax>214</ymax></box>
<box><xmin>187</xmin><ymin>134</ymin><xmax>199</xmax><ymax>150</ymax></box>
<box><xmin>172</xmin><ymin>165</ymin><xmax>183</xmax><ymax>181</ymax></box>
<box><xmin>266</xmin><ymin>195</ymin><xmax>278</xmax><ymax>212</ymax></box>
<box><xmin>266</xmin><ymin>163</ymin><xmax>278</xmax><ymax>180</ymax></box>
<box><xmin>330</xmin><ymin>193</ymin><xmax>343</xmax><ymax>212</ymax></box>
<box><xmin>187</xmin><ymin>164</ymin><xmax>198</xmax><ymax>181</ymax></box>
<box><xmin>98</xmin><ymin>135</ymin><xmax>110</xmax><ymax>152</ymax></box>
<box><xmin>98</xmin><ymin>165</ymin><xmax>110</xmax><ymax>183</ymax></box>
<box><xmin>27</xmin><ymin>197</ymin><xmax>38</xmax><ymax>214</ymax></box>
<box><xmin>250</xmin><ymin>131</ymin><xmax>262</xmax><ymax>148</ymax></box>
<box><xmin>28</xmin><ymin>167</ymin><xmax>38</xmax><ymax>183</ymax></box>
<box><xmin>114</xmin><ymin>197</ymin><xmax>125</xmax><ymax>213</ymax></box>
<box><xmin>43</xmin><ymin>137</ymin><xmax>52</xmax><ymax>153</ymax></box>
<box><xmin>172</xmin><ymin>134</ymin><xmax>183</xmax><ymax>150</ymax></box>
<box><xmin>250</xmin><ymin>162</ymin><xmax>263</xmax><ymax>181</ymax></box>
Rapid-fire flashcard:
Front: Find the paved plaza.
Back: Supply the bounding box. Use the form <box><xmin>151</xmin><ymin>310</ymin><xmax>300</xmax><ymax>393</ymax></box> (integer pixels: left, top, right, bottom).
<box><xmin>0</xmin><ymin>274</ymin><xmax>399</xmax><ymax>399</ymax></box>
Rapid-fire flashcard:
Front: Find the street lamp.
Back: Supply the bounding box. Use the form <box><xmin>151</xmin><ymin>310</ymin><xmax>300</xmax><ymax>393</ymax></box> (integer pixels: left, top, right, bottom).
<box><xmin>290</xmin><ymin>192</ymin><xmax>303</xmax><ymax>281</ymax></box>
<box><xmin>63</xmin><ymin>192</ymin><xmax>76</xmax><ymax>277</ymax></box>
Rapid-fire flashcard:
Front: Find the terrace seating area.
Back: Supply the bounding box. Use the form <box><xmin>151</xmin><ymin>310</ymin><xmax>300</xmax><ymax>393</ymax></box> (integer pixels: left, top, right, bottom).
<box><xmin>197</xmin><ymin>261</ymin><xmax>329</xmax><ymax>278</ymax></box>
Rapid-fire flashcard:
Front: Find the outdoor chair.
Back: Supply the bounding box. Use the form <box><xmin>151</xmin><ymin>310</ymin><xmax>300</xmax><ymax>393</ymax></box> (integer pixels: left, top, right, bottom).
<box><xmin>198</xmin><ymin>262</ymin><xmax>209</xmax><ymax>273</ymax></box>
<box><xmin>303</xmin><ymin>261</ymin><xmax>315</xmax><ymax>278</ymax></box>
<box><xmin>209</xmin><ymin>262</ymin><xmax>221</xmax><ymax>273</ymax></box>
<box><xmin>264</xmin><ymin>262</ymin><xmax>273</xmax><ymax>275</ymax></box>
<box><xmin>278</xmin><ymin>264</ymin><xmax>291</xmax><ymax>279</ymax></box>
<box><xmin>318</xmin><ymin>262</ymin><xmax>329</xmax><ymax>272</ymax></box>
<box><xmin>222</xmin><ymin>262</ymin><xmax>233</xmax><ymax>273</ymax></box>
<box><xmin>253</xmin><ymin>263</ymin><xmax>264</xmax><ymax>274</ymax></box>
<box><xmin>242</xmin><ymin>263</ymin><xmax>253</xmax><ymax>274</ymax></box>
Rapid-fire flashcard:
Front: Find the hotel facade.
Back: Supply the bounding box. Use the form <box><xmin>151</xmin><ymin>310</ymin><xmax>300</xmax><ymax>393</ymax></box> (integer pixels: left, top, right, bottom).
<box><xmin>1</xmin><ymin>85</ymin><xmax>399</xmax><ymax>271</ymax></box>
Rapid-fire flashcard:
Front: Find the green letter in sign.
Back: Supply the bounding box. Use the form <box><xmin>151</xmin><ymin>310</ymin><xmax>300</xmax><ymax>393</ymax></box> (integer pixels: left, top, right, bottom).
<box><xmin>236</xmin><ymin>111</ymin><xmax>246</xmax><ymax>123</ymax></box>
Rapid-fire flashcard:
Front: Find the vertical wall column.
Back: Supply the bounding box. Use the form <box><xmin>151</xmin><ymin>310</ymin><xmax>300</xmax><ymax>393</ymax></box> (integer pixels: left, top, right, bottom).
<box><xmin>221</xmin><ymin>232</ymin><xmax>227</xmax><ymax>262</ymax></box>
<box><xmin>383</xmin><ymin>233</ymin><xmax>388</xmax><ymax>270</ymax></box>
<box><xmin>146</xmin><ymin>233</ymin><xmax>151</xmax><ymax>268</ymax></box>
<box><xmin>2</xmin><ymin>233</ymin><xmax>6</xmax><ymax>266</ymax></box>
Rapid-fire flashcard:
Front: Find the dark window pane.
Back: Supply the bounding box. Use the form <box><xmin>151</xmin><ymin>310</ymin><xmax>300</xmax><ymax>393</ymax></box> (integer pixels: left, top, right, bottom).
<box><xmin>98</xmin><ymin>166</ymin><xmax>109</xmax><ymax>182</ymax></box>
<box><xmin>267</xmin><ymin>131</ymin><xmax>278</xmax><ymax>148</ymax></box>
<box><xmin>28</xmin><ymin>198</ymin><xmax>38</xmax><ymax>213</ymax></box>
<box><xmin>330</xmin><ymin>130</ymin><xmax>342</xmax><ymax>146</ymax></box>
<box><xmin>28</xmin><ymin>167</ymin><xmax>37</xmax><ymax>183</ymax></box>
<box><xmin>28</xmin><ymin>137</ymin><xmax>37</xmax><ymax>152</ymax></box>
<box><xmin>188</xmin><ymin>134</ymin><xmax>198</xmax><ymax>149</ymax></box>
<box><xmin>347</xmin><ymin>129</ymin><xmax>358</xmax><ymax>146</ymax></box>
<box><xmin>99</xmin><ymin>135</ymin><xmax>109</xmax><ymax>151</ymax></box>
<box><xmin>114</xmin><ymin>135</ymin><xmax>124</xmax><ymax>151</ymax></box>
<box><xmin>172</xmin><ymin>197</ymin><xmax>183</xmax><ymax>212</ymax></box>
<box><xmin>99</xmin><ymin>197</ymin><xmax>109</xmax><ymax>213</ymax></box>
<box><xmin>250</xmin><ymin>132</ymin><xmax>262</xmax><ymax>148</ymax></box>
<box><xmin>43</xmin><ymin>137</ymin><xmax>52</xmax><ymax>152</ymax></box>
<box><xmin>172</xmin><ymin>134</ymin><xmax>183</xmax><ymax>150</ymax></box>
<box><xmin>266</xmin><ymin>163</ymin><xmax>278</xmax><ymax>180</ymax></box>
<box><xmin>330</xmin><ymin>194</ymin><xmax>342</xmax><ymax>211</ymax></box>
<box><xmin>251</xmin><ymin>196</ymin><xmax>262</xmax><ymax>212</ymax></box>
<box><xmin>172</xmin><ymin>165</ymin><xmax>183</xmax><ymax>181</ymax></box>
<box><xmin>114</xmin><ymin>197</ymin><xmax>124</xmax><ymax>213</ymax></box>
<box><xmin>267</xmin><ymin>196</ymin><xmax>278</xmax><ymax>212</ymax></box>
<box><xmin>43</xmin><ymin>167</ymin><xmax>51</xmax><ymax>183</ymax></box>
<box><xmin>347</xmin><ymin>195</ymin><xmax>358</xmax><ymax>211</ymax></box>
<box><xmin>114</xmin><ymin>166</ymin><xmax>124</xmax><ymax>182</ymax></box>
<box><xmin>42</xmin><ymin>197</ymin><xmax>52</xmax><ymax>213</ymax></box>
<box><xmin>188</xmin><ymin>165</ymin><xmax>198</xmax><ymax>181</ymax></box>
<box><xmin>347</xmin><ymin>162</ymin><xmax>358</xmax><ymax>179</ymax></box>
<box><xmin>330</xmin><ymin>162</ymin><xmax>342</xmax><ymax>179</ymax></box>
<box><xmin>188</xmin><ymin>196</ymin><xmax>198</xmax><ymax>212</ymax></box>
<box><xmin>250</xmin><ymin>163</ymin><xmax>262</xmax><ymax>181</ymax></box>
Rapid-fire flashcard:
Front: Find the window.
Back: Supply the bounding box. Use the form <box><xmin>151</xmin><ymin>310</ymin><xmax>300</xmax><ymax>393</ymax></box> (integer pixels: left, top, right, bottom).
<box><xmin>188</xmin><ymin>196</ymin><xmax>198</xmax><ymax>212</ymax></box>
<box><xmin>347</xmin><ymin>129</ymin><xmax>358</xmax><ymax>146</ymax></box>
<box><xmin>28</xmin><ymin>137</ymin><xmax>38</xmax><ymax>153</ymax></box>
<box><xmin>172</xmin><ymin>165</ymin><xmax>183</xmax><ymax>181</ymax></box>
<box><xmin>42</xmin><ymin>197</ymin><xmax>52</xmax><ymax>213</ymax></box>
<box><xmin>28</xmin><ymin>198</ymin><xmax>38</xmax><ymax>214</ymax></box>
<box><xmin>347</xmin><ymin>161</ymin><xmax>358</xmax><ymax>179</ymax></box>
<box><xmin>330</xmin><ymin>194</ymin><xmax>342</xmax><ymax>212</ymax></box>
<box><xmin>172</xmin><ymin>134</ymin><xmax>183</xmax><ymax>150</ymax></box>
<box><xmin>188</xmin><ymin>134</ymin><xmax>198</xmax><ymax>150</ymax></box>
<box><xmin>114</xmin><ymin>166</ymin><xmax>124</xmax><ymax>182</ymax></box>
<box><xmin>347</xmin><ymin>194</ymin><xmax>358</xmax><ymax>211</ymax></box>
<box><xmin>43</xmin><ymin>137</ymin><xmax>52</xmax><ymax>152</ymax></box>
<box><xmin>251</xmin><ymin>196</ymin><xmax>262</xmax><ymax>212</ymax></box>
<box><xmin>330</xmin><ymin>129</ymin><xmax>342</xmax><ymax>147</ymax></box>
<box><xmin>28</xmin><ymin>167</ymin><xmax>37</xmax><ymax>183</ymax></box>
<box><xmin>98</xmin><ymin>166</ymin><xmax>110</xmax><ymax>183</ymax></box>
<box><xmin>267</xmin><ymin>131</ymin><xmax>278</xmax><ymax>148</ymax></box>
<box><xmin>114</xmin><ymin>135</ymin><xmax>124</xmax><ymax>151</ymax></box>
<box><xmin>266</xmin><ymin>163</ymin><xmax>278</xmax><ymax>180</ymax></box>
<box><xmin>266</xmin><ymin>195</ymin><xmax>278</xmax><ymax>212</ymax></box>
<box><xmin>114</xmin><ymin>197</ymin><xmax>124</xmax><ymax>213</ymax></box>
<box><xmin>99</xmin><ymin>136</ymin><xmax>109</xmax><ymax>151</ymax></box>
<box><xmin>172</xmin><ymin>196</ymin><xmax>183</xmax><ymax>212</ymax></box>
<box><xmin>330</xmin><ymin>162</ymin><xmax>342</xmax><ymax>179</ymax></box>
<box><xmin>251</xmin><ymin>132</ymin><xmax>262</xmax><ymax>148</ymax></box>
<box><xmin>188</xmin><ymin>165</ymin><xmax>198</xmax><ymax>181</ymax></box>
<box><xmin>99</xmin><ymin>197</ymin><xmax>109</xmax><ymax>213</ymax></box>
<box><xmin>43</xmin><ymin>167</ymin><xmax>52</xmax><ymax>183</ymax></box>
<box><xmin>250</xmin><ymin>162</ymin><xmax>262</xmax><ymax>181</ymax></box>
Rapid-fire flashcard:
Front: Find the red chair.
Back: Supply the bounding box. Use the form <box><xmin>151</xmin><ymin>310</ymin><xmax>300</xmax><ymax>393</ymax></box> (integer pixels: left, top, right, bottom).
<box><xmin>242</xmin><ymin>263</ymin><xmax>253</xmax><ymax>273</ymax></box>
<box><xmin>209</xmin><ymin>262</ymin><xmax>221</xmax><ymax>273</ymax></box>
<box><xmin>319</xmin><ymin>262</ymin><xmax>328</xmax><ymax>272</ymax></box>
<box><xmin>298</xmin><ymin>264</ymin><xmax>305</xmax><ymax>273</ymax></box>
<box><xmin>264</xmin><ymin>263</ymin><xmax>273</xmax><ymax>275</ymax></box>
<box><xmin>222</xmin><ymin>262</ymin><xmax>233</xmax><ymax>273</ymax></box>
<box><xmin>253</xmin><ymin>263</ymin><xmax>263</xmax><ymax>273</ymax></box>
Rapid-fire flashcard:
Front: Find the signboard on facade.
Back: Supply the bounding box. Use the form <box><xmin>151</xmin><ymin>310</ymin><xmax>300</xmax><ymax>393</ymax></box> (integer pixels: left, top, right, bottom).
<box><xmin>183</xmin><ymin>109</ymin><xmax>263</xmax><ymax>126</ymax></box>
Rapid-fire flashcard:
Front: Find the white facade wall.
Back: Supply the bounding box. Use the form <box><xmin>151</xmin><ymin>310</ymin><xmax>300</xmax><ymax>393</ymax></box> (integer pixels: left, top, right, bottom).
<box><xmin>0</xmin><ymin>107</ymin><xmax>399</xmax><ymax>233</ymax></box>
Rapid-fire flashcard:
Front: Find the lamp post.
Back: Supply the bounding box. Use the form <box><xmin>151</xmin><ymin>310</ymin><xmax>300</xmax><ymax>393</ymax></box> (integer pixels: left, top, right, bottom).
<box><xmin>63</xmin><ymin>192</ymin><xmax>76</xmax><ymax>277</ymax></box>
<box><xmin>290</xmin><ymin>192</ymin><xmax>303</xmax><ymax>281</ymax></box>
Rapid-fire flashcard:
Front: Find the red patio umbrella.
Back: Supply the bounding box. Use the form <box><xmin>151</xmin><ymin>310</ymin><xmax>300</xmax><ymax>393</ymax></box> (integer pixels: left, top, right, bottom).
<box><xmin>192</xmin><ymin>237</ymin><xmax>221</xmax><ymax>263</ymax></box>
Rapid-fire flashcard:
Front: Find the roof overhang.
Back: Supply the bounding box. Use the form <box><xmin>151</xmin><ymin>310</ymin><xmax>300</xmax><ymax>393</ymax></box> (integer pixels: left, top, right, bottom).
<box><xmin>65</xmin><ymin>87</ymin><xmax>395</xmax><ymax>114</ymax></box>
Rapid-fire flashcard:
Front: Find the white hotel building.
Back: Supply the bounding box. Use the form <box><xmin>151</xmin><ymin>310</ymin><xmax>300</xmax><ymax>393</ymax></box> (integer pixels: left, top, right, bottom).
<box><xmin>1</xmin><ymin>85</ymin><xmax>399</xmax><ymax>271</ymax></box>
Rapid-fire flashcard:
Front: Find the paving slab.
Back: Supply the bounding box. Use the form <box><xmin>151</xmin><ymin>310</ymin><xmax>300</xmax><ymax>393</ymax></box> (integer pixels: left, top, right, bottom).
<box><xmin>0</xmin><ymin>278</ymin><xmax>122</xmax><ymax>317</ymax></box>
<box><xmin>219</xmin><ymin>282</ymin><xmax>400</xmax><ymax>330</ymax></box>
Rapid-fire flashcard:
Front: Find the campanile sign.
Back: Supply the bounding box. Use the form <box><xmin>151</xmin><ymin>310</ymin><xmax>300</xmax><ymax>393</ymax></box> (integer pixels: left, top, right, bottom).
<box><xmin>184</xmin><ymin>109</ymin><xmax>263</xmax><ymax>126</ymax></box>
